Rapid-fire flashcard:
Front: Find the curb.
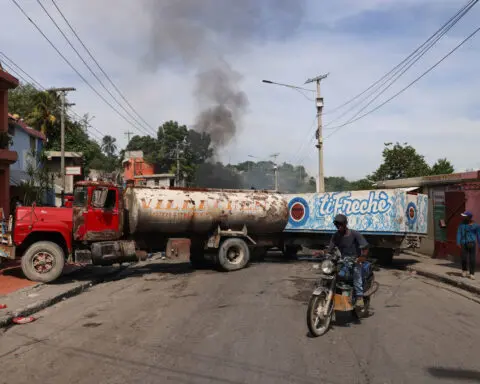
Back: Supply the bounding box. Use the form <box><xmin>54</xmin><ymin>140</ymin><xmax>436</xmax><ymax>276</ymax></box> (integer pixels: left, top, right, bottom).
<box><xmin>0</xmin><ymin>264</ymin><xmax>132</xmax><ymax>329</ymax></box>
<box><xmin>406</xmin><ymin>265</ymin><xmax>480</xmax><ymax>296</ymax></box>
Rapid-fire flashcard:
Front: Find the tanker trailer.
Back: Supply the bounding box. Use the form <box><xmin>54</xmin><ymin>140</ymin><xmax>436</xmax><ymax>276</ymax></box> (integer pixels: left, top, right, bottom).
<box><xmin>71</xmin><ymin>181</ymin><xmax>289</xmax><ymax>272</ymax></box>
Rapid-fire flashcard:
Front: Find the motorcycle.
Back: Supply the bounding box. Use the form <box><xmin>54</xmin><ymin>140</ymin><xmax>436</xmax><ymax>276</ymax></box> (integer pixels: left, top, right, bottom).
<box><xmin>306</xmin><ymin>247</ymin><xmax>379</xmax><ymax>337</ymax></box>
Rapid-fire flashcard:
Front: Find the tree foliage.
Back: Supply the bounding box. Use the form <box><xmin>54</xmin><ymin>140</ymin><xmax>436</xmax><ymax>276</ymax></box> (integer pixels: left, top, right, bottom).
<box><xmin>8</xmin><ymin>84</ymin><xmax>112</xmax><ymax>174</ymax></box>
<box><xmin>371</xmin><ymin>142</ymin><xmax>432</xmax><ymax>181</ymax></box>
<box><xmin>431</xmin><ymin>158</ymin><xmax>454</xmax><ymax>175</ymax></box>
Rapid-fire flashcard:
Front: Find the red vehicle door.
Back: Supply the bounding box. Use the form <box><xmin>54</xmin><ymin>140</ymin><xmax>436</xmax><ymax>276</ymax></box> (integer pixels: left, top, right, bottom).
<box><xmin>86</xmin><ymin>186</ymin><xmax>121</xmax><ymax>240</ymax></box>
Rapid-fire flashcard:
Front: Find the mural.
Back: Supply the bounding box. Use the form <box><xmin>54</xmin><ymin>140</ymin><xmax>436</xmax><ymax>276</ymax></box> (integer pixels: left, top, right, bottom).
<box><xmin>284</xmin><ymin>190</ymin><xmax>428</xmax><ymax>235</ymax></box>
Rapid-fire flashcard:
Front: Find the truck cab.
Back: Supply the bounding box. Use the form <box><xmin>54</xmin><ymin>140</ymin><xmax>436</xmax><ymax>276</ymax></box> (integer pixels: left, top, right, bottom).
<box><xmin>73</xmin><ymin>181</ymin><xmax>123</xmax><ymax>243</ymax></box>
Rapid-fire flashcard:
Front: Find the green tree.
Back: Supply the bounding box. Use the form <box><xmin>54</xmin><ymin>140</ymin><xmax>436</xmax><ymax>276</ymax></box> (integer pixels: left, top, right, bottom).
<box><xmin>101</xmin><ymin>135</ymin><xmax>117</xmax><ymax>157</ymax></box>
<box><xmin>431</xmin><ymin>158</ymin><xmax>454</xmax><ymax>175</ymax></box>
<box><xmin>325</xmin><ymin>176</ymin><xmax>351</xmax><ymax>192</ymax></box>
<box><xmin>350</xmin><ymin>178</ymin><xmax>375</xmax><ymax>190</ymax></box>
<box><xmin>8</xmin><ymin>84</ymin><xmax>108</xmax><ymax>174</ymax></box>
<box><xmin>371</xmin><ymin>142</ymin><xmax>432</xmax><ymax>181</ymax></box>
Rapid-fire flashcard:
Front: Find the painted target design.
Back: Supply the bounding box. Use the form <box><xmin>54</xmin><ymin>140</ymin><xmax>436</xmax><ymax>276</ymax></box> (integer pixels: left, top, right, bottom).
<box><xmin>288</xmin><ymin>197</ymin><xmax>310</xmax><ymax>227</ymax></box>
<box><xmin>406</xmin><ymin>202</ymin><xmax>417</xmax><ymax>225</ymax></box>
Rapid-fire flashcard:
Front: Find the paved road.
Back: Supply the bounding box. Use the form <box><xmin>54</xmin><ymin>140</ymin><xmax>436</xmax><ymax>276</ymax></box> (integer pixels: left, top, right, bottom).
<box><xmin>1</xmin><ymin>256</ymin><xmax>480</xmax><ymax>384</ymax></box>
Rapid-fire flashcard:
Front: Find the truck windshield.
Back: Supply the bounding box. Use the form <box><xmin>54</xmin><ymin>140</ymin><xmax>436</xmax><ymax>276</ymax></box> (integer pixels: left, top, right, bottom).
<box><xmin>73</xmin><ymin>187</ymin><xmax>87</xmax><ymax>207</ymax></box>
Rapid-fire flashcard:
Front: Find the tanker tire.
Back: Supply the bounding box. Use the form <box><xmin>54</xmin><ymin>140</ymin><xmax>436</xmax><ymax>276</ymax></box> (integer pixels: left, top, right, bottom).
<box><xmin>217</xmin><ymin>238</ymin><xmax>250</xmax><ymax>272</ymax></box>
<box><xmin>21</xmin><ymin>241</ymin><xmax>65</xmax><ymax>283</ymax></box>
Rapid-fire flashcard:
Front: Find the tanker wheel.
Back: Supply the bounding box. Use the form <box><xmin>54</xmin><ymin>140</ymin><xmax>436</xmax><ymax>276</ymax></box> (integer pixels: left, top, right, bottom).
<box><xmin>217</xmin><ymin>238</ymin><xmax>250</xmax><ymax>272</ymax></box>
<box><xmin>21</xmin><ymin>241</ymin><xmax>65</xmax><ymax>283</ymax></box>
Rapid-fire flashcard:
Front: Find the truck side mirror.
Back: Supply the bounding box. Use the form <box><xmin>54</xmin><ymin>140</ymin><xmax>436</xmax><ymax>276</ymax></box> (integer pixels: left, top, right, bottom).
<box><xmin>92</xmin><ymin>187</ymin><xmax>108</xmax><ymax>208</ymax></box>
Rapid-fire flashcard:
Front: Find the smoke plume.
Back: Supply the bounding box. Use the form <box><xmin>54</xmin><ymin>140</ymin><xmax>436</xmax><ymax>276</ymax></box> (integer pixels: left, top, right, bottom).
<box><xmin>143</xmin><ymin>0</ymin><xmax>306</xmax><ymax>152</ymax></box>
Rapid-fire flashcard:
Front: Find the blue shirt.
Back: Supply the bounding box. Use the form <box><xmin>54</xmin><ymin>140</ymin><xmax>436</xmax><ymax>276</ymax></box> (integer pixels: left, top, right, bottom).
<box><xmin>456</xmin><ymin>223</ymin><xmax>480</xmax><ymax>246</ymax></box>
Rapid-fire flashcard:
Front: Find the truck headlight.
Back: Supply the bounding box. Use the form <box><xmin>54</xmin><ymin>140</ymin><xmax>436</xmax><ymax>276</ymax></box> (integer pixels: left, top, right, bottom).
<box><xmin>321</xmin><ymin>260</ymin><xmax>335</xmax><ymax>274</ymax></box>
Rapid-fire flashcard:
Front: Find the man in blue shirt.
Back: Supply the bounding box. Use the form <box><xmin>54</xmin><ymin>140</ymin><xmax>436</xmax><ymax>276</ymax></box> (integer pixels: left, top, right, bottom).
<box><xmin>456</xmin><ymin>211</ymin><xmax>479</xmax><ymax>279</ymax></box>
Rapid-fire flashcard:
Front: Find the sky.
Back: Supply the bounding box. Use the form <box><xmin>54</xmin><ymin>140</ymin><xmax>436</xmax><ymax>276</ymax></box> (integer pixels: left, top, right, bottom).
<box><xmin>0</xmin><ymin>0</ymin><xmax>479</xmax><ymax>180</ymax></box>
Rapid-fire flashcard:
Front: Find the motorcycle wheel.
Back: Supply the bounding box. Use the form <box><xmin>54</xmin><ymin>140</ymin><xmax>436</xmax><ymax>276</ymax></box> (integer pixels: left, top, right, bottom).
<box><xmin>307</xmin><ymin>292</ymin><xmax>333</xmax><ymax>337</ymax></box>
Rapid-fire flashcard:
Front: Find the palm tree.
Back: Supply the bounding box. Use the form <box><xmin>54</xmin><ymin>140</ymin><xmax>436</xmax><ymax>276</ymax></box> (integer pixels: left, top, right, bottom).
<box><xmin>101</xmin><ymin>135</ymin><xmax>117</xmax><ymax>158</ymax></box>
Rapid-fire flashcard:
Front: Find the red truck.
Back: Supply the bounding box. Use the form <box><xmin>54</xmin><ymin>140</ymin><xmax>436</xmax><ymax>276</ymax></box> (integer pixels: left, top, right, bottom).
<box><xmin>0</xmin><ymin>204</ymin><xmax>73</xmax><ymax>282</ymax></box>
<box><xmin>0</xmin><ymin>180</ymin><xmax>288</xmax><ymax>282</ymax></box>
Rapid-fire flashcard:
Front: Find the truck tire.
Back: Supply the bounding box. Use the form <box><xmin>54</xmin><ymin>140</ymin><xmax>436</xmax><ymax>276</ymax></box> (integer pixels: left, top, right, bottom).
<box><xmin>217</xmin><ymin>238</ymin><xmax>250</xmax><ymax>272</ymax></box>
<box><xmin>21</xmin><ymin>241</ymin><xmax>65</xmax><ymax>283</ymax></box>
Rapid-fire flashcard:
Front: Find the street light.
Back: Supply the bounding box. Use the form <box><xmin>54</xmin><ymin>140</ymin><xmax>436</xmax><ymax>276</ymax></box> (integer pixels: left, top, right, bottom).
<box><xmin>262</xmin><ymin>79</ymin><xmax>315</xmax><ymax>93</ymax></box>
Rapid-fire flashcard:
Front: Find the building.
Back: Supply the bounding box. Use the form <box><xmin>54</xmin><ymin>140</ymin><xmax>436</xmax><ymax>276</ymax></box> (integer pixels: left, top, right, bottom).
<box><xmin>376</xmin><ymin>171</ymin><xmax>480</xmax><ymax>264</ymax></box>
<box><xmin>123</xmin><ymin>151</ymin><xmax>175</xmax><ymax>187</ymax></box>
<box><xmin>44</xmin><ymin>151</ymin><xmax>83</xmax><ymax>206</ymax></box>
<box><xmin>8</xmin><ymin>113</ymin><xmax>47</xmax><ymax>183</ymax></box>
<box><xmin>0</xmin><ymin>69</ymin><xmax>19</xmax><ymax>217</ymax></box>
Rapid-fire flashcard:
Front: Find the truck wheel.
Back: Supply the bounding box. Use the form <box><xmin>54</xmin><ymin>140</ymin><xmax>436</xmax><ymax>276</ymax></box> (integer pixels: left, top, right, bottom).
<box><xmin>21</xmin><ymin>241</ymin><xmax>65</xmax><ymax>283</ymax></box>
<box><xmin>217</xmin><ymin>238</ymin><xmax>250</xmax><ymax>271</ymax></box>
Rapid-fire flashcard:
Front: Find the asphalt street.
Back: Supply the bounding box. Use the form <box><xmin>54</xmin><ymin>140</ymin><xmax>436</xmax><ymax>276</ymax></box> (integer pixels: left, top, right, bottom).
<box><xmin>1</xmin><ymin>256</ymin><xmax>479</xmax><ymax>384</ymax></box>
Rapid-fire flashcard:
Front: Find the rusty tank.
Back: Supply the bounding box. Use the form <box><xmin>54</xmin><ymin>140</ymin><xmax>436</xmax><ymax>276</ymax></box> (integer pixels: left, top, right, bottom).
<box><xmin>124</xmin><ymin>187</ymin><xmax>289</xmax><ymax>235</ymax></box>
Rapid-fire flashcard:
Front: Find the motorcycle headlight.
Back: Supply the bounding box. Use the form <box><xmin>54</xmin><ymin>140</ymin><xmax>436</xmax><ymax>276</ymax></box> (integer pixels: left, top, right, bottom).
<box><xmin>321</xmin><ymin>260</ymin><xmax>335</xmax><ymax>274</ymax></box>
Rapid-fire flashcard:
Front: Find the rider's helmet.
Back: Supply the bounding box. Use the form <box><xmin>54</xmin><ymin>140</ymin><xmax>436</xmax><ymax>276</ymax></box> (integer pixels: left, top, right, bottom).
<box><xmin>333</xmin><ymin>214</ymin><xmax>348</xmax><ymax>227</ymax></box>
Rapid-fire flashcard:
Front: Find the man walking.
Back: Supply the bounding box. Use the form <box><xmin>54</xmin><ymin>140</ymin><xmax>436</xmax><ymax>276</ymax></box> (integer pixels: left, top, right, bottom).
<box><xmin>456</xmin><ymin>211</ymin><xmax>479</xmax><ymax>280</ymax></box>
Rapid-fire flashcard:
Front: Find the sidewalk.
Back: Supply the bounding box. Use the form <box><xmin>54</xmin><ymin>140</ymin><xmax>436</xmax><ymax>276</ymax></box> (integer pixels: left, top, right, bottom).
<box><xmin>401</xmin><ymin>251</ymin><xmax>480</xmax><ymax>296</ymax></box>
<box><xmin>0</xmin><ymin>264</ymin><xmax>127</xmax><ymax>328</ymax></box>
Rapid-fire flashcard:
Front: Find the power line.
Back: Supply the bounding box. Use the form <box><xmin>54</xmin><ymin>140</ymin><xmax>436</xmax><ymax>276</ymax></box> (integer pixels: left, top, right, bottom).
<box><xmin>49</xmin><ymin>0</ymin><xmax>156</xmax><ymax>134</ymax></box>
<box><xmin>324</xmin><ymin>0</ymin><xmax>478</xmax><ymax>117</ymax></box>
<box><xmin>290</xmin><ymin>0</ymin><xmax>478</xmax><ymax>164</ymax></box>
<box><xmin>0</xmin><ymin>52</ymin><xmax>45</xmax><ymax>89</ymax></box>
<box><xmin>1</xmin><ymin>51</ymin><xmax>108</xmax><ymax>140</ymax></box>
<box><xmin>11</xmin><ymin>0</ymin><xmax>153</xmax><ymax>137</ymax></box>
<box><xmin>325</xmin><ymin>25</ymin><xmax>480</xmax><ymax>139</ymax></box>
<box><xmin>323</xmin><ymin>0</ymin><xmax>478</xmax><ymax>129</ymax></box>
<box><xmin>36</xmin><ymin>0</ymin><xmax>155</xmax><ymax>136</ymax></box>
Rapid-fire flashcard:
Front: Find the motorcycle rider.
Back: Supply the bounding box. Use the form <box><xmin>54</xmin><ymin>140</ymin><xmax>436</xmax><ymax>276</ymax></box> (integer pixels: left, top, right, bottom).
<box><xmin>321</xmin><ymin>214</ymin><xmax>369</xmax><ymax>308</ymax></box>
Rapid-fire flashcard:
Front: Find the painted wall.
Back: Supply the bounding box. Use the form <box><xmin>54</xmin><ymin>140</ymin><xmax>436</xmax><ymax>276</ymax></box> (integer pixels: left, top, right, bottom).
<box><xmin>284</xmin><ymin>190</ymin><xmax>428</xmax><ymax>235</ymax></box>
<box><xmin>9</xmin><ymin>124</ymin><xmax>43</xmax><ymax>172</ymax></box>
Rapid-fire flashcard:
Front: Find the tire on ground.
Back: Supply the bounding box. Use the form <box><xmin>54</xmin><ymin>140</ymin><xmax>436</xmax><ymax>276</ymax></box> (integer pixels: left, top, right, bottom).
<box><xmin>21</xmin><ymin>241</ymin><xmax>65</xmax><ymax>283</ymax></box>
<box><xmin>217</xmin><ymin>238</ymin><xmax>250</xmax><ymax>272</ymax></box>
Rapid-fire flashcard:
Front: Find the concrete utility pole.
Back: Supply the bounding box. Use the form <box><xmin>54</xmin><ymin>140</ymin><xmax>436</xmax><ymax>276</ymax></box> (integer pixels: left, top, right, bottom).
<box><xmin>124</xmin><ymin>130</ymin><xmax>134</xmax><ymax>143</ymax></box>
<box><xmin>175</xmin><ymin>141</ymin><xmax>181</xmax><ymax>187</ymax></box>
<box><xmin>270</xmin><ymin>153</ymin><xmax>280</xmax><ymax>191</ymax></box>
<box><xmin>305</xmin><ymin>74</ymin><xmax>328</xmax><ymax>193</ymax></box>
<box><xmin>50</xmin><ymin>87</ymin><xmax>75</xmax><ymax>206</ymax></box>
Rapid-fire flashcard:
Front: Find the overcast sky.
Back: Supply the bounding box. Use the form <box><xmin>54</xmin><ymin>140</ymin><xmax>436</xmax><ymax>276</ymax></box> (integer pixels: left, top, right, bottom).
<box><xmin>1</xmin><ymin>0</ymin><xmax>478</xmax><ymax>180</ymax></box>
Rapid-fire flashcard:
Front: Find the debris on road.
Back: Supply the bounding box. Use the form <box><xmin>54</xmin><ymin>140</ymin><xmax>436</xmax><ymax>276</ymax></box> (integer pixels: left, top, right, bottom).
<box><xmin>0</xmin><ymin>304</ymin><xmax>7</xmax><ymax>309</ymax></box>
<box><xmin>12</xmin><ymin>316</ymin><xmax>36</xmax><ymax>324</ymax></box>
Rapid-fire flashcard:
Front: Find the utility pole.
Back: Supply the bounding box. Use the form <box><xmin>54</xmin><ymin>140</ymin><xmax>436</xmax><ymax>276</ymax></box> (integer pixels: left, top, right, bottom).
<box><xmin>270</xmin><ymin>153</ymin><xmax>280</xmax><ymax>191</ymax></box>
<box><xmin>305</xmin><ymin>74</ymin><xmax>328</xmax><ymax>192</ymax></box>
<box><xmin>175</xmin><ymin>141</ymin><xmax>181</xmax><ymax>187</ymax></box>
<box><xmin>50</xmin><ymin>87</ymin><xmax>75</xmax><ymax>206</ymax></box>
<box><xmin>124</xmin><ymin>130</ymin><xmax>134</xmax><ymax>143</ymax></box>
